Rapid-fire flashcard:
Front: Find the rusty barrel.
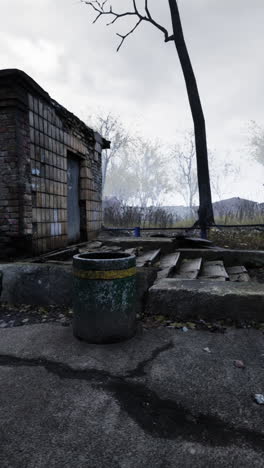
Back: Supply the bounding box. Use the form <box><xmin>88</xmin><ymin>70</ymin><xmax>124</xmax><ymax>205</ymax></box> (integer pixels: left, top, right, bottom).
<box><xmin>72</xmin><ymin>252</ymin><xmax>137</xmax><ymax>343</ymax></box>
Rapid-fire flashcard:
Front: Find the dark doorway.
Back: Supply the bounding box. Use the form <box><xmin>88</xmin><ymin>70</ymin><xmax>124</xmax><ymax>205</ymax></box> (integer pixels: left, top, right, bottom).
<box><xmin>67</xmin><ymin>153</ymin><xmax>80</xmax><ymax>243</ymax></box>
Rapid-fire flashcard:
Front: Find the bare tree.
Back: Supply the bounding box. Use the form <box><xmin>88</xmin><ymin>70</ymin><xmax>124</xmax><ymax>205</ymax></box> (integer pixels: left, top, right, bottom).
<box><xmin>172</xmin><ymin>133</ymin><xmax>240</xmax><ymax>208</ymax></box>
<box><xmin>82</xmin><ymin>0</ymin><xmax>215</xmax><ymax>236</ymax></box>
<box><xmin>87</xmin><ymin>112</ymin><xmax>131</xmax><ymax>193</ymax></box>
<box><xmin>248</xmin><ymin>121</ymin><xmax>264</xmax><ymax>167</ymax></box>
<box><xmin>172</xmin><ymin>132</ymin><xmax>198</xmax><ymax>213</ymax></box>
<box><xmin>209</xmin><ymin>153</ymin><xmax>240</xmax><ymax>201</ymax></box>
<box><xmin>105</xmin><ymin>138</ymin><xmax>172</xmax><ymax>207</ymax></box>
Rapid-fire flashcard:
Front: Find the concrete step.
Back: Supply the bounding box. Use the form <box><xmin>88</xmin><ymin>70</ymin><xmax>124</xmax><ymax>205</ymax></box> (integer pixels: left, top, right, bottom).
<box><xmin>226</xmin><ymin>266</ymin><xmax>250</xmax><ymax>282</ymax></box>
<box><xmin>173</xmin><ymin>257</ymin><xmax>202</xmax><ymax>280</ymax></box>
<box><xmin>156</xmin><ymin>252</ymin><xmax>181</xmax><ymax>281</ymax></box>
<box><xmin>146</xmin><ymin>279</ymin><xmax>264</xmax><ymax>322</ymax></box>
<box><xmin>136</xmin><ymin>249</ymin><xmax>161</xmax><ymax>268</ymax></box>
<box><xmin>199</xmin><ymin>260</ymin><xmax>229</xmax><ymax>282</ymax></box>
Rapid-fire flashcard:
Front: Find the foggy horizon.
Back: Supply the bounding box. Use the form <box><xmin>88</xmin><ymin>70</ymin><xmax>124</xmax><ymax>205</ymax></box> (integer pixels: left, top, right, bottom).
<box><xmin>1</xmin><ymin>0</ymin><xmax>264</xmax><ymax>204</ymax></box>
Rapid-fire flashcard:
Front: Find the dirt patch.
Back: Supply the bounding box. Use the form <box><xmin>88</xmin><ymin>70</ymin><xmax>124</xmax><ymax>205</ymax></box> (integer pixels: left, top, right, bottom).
<box><xmin>208</xmin><ymin>228</ymin><xmax>264</xmax><ymax>250</ymax></box>
<box><xmin>0</xmin><ymin>303</ymin><xmax>72</xmax><ymax>328</ymax></box>
<box><xmin>1</xmin><ymin>303</ymin><xmax>264</xmax><ymax>333</ymax></box>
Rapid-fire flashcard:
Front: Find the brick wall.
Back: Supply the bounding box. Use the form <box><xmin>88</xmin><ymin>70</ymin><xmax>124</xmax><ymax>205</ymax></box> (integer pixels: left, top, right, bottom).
<box><xmin>0</xmin><ymin>69</ymin><xmax>106</xmax><ymax>258</ymax></box>
<box><xmin>28</xmin><ymin>93</ymin><xmax>103</xmax><ymax>254</ymax></box>
<box><xmin>0</xmin><ymin>105</ymin><xmax>19</xmax><ymax>255</ymax></box>
<box><xmin>0</xmin><ymin>78</ymin><xmax>31</xmax><ymax>256</ymax></box>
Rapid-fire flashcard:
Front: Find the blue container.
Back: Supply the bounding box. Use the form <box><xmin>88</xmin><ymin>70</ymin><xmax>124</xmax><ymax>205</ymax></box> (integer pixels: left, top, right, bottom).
<box><xmin>134</xmin><ymin>226</ymin><xmax>141</xmax><ymax>237</ymax></box>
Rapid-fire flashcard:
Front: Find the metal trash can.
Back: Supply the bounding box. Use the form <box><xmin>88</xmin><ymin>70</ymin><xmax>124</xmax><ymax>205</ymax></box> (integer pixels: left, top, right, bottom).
<box><xmin>72</xmin><ymin>252</ymin><xmax>137</xmax><ymax>343</ymax></box>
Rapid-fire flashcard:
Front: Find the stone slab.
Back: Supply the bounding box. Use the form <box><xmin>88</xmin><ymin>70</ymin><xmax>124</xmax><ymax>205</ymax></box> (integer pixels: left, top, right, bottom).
<box><xmin>0</xmin><ymin>263</ymin><xmax>157</xmax><ymax>310</ymax></box>
<box><xmin>0</xmin><ymin>263</ymin><xmax>73</xmax><ymax>306</ymax></box>
<box><xmin>136</xmin><ymin>249</ymin><xmax>161</xmax><ymax>267</ymax></box>
<box><xmin>177</xmin><ymin>249</ymin><xmax>264</xmax><ymax>267</ymax></box>
<box><xmin>146</xmin><ymin>279</ymin><xmax>264</xmax><ymax>321</ymax></box>
<box><xmin>98</xmin><ymin>237</ymin><xmax>174</xmax><ymax>254</ymax></box>
<box><xmin>227</xmin><ymin>266</ymin><xmax>250</xmax><ymax>282</ymax></box>
<box><xmin>156</xmin><ymin>252</ymin><xmax>181</xmax><ymax>281</ymax></box>
<box><xmin>174</xmin><ymin>258</ymin><xmax>202</xmax><ymax>280</ymax></box>
<box><xmin>199</xmin><ymin>260</ymin><xmax>229</xmax><ymax>280</ymax></box>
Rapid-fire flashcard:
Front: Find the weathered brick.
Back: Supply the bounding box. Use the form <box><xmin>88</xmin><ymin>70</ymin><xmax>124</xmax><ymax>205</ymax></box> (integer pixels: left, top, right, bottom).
<box><xmin>0</xmin><ymin>69</ymin><xmax>105</xmax><ymax>258</ymax></box>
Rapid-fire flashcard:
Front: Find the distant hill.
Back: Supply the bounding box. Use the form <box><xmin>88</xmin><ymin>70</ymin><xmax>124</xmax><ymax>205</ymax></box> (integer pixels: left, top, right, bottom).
<box><xmin>164</xmin><ymin>198</ymin><xmax>264</xmax><ymax>221</ymax></box>
<box><xmin>213</xmin><ymin>197</ymin><xmax>263</xmax><ymax>218</ymax></box>
<box><xmin>103</xmin><ymin>196</ymin><xmax>263</xmax><ymax>223</ymax></box>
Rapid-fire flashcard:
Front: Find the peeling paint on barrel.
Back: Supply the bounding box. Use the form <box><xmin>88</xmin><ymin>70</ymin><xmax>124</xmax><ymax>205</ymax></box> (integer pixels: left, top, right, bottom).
<box><xmin>72</xmin><ymin>252</ymin><xmax>137</xmax><ymax>344</ymax></box>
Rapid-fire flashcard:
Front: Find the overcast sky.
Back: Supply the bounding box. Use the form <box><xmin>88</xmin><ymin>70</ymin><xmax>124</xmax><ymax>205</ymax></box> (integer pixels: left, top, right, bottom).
<box><xmin>1</xmin><ymin>0</ymin><xmax>264</xmax><ymax>204</ymax></box>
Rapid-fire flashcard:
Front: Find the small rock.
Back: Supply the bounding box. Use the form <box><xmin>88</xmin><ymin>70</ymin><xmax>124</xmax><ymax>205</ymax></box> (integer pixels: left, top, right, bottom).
<box><xmin>22</xmin><ymin>318</ymin><xmax>29</xmax><ymax>324</ymax></box>
<box><xmin>254</xmin><ymin>394</ymin><xmax>264</xmax><ymax>405</ymax></box>
<box><xmin>8</xmin><ymin>320</ymin><xmax>15</xmax><ymax>328</ymax></box>
<box><xmin>182</xmin><ymin>327</ymin><xmax>188</xmax><ymax>332</ymax></box>
<box><xmin>234</xmin><ymin>360</ymin><xmax>245</xmax><ymax>369</ymax></box>
<box><xmin>0</xmin><ymin>322</ymin><xmax>7</xmax><ymax>328</ymax></box>
<box><xmin>59</xmin><ymin>314</ymin><xmax>65</xmax><ymax>319</ymax></box>
<box><xmin>203</xmin><ymin>347</ymin><xmax>211</xmax><ymax>353</ymax></box>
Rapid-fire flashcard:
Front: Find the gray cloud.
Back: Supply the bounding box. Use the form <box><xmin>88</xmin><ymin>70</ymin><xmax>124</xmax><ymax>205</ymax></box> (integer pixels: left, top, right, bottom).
<box><xmin>0</xmin><ymin>0</ymin><xmax>263</xmax><ymax>202</ymax></box>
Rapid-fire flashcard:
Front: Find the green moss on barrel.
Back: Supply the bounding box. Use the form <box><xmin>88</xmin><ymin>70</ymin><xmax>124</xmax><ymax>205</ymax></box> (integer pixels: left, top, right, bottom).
<box><xmin>72</xmin><ymin>252</ymin><xmax>137</xmax><ymax>343</ymax></box>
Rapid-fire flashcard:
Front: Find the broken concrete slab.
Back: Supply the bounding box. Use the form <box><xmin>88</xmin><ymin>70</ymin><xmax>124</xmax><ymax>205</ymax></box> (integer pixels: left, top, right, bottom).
<box><xmin>97</xmin><ymin>237</ymin><xmax>174</xmax><ymax>254</ymax></box>
<box><xmin>0</xmin><ymin>325</ymin><xmax>264</xmax><ymax>467</ymax></box>
<box><xmin>0</xmin><ymin>263</ymin><xmax>73</xmax><ymax>306</ymax></box>
<box><xmin>174</xmin><ymin>258</ymin><xmax>202</xmax><ymax>280</ymax></box>
<box><xmin>136</xmin><ymin>249</ymin><xmax>161</xmax><ymax>267</ymax></box>
<box><xmin>199</xmin><ymin>260</ymin><xmax>229</xmax><ymax>281</ymax></box>
<box><xmin>177</xmin><ymin>249</ymin><xmax>264</xmax><ymax>267</ymax></box>
<box><xmin>0</xmin><ymin>262</ymin><xmax>156</xmax><ymax>312</ymax></box>
<box><xmin>146</xmin><ymin>279</ymin><xmax>264</xmax><ymax>321</ymax></box>
<box><xmin>227</xmin><ymin>266</ymin><xmax>250</xmax><ymax>282</ymax></box>
<box><xmin>136</xmin><ymin>267</ymin><xmax>158</xmax><ymax>314</ymax></box>
<box><xmin>174</xmin><ymin>236</ymin><xmax>213</xmax><ymax>249</ymax></box>
<box><xmin>156</xmin><ymin>252</ymin><xmax>181</xmax><ymax>281</ymax></box>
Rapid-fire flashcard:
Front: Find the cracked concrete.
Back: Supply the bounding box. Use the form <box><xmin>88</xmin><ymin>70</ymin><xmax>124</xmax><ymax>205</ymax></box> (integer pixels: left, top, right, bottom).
<box><xmin>0</xmin><ymin>324</ymin><xmax>264</xmax><ymax>467</ymax></box>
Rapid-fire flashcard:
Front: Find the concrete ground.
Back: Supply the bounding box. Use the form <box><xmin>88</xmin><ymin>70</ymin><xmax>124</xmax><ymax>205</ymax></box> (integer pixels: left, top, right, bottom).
<box><xmin>0</xmin><ymin>324</ymin><xmax>264</xmax><ymax>468</ymax></box>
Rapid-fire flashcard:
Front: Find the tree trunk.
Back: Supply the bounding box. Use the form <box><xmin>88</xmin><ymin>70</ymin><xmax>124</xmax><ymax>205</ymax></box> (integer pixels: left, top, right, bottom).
<box><xmin>168</xmin><ymin>0</ymin><xmax>214</xmax><ymax>235</ymax></box>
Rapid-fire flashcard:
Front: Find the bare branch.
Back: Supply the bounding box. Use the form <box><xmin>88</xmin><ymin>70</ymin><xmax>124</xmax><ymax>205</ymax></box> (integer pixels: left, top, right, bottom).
<box><xmin>144</xmin><ymin>0</ymin><xmax>174</xmax><ymax>42</ymax></box>
<box><xmin>82</xmin><ymin>0</ymin><xmax>174</xmax><ymax>50</ymax></box>
<box><xmin>116</xmin><ymin>18</ymin><xmax>142</xmax><ymax>51</ymax></box>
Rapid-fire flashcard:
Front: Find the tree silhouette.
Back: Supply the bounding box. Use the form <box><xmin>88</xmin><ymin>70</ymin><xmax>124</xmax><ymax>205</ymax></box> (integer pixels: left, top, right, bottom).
<box><xmin>82</xmin><ymin>0</ymin><xmax>215</xmax><ymax>236</ymax></box>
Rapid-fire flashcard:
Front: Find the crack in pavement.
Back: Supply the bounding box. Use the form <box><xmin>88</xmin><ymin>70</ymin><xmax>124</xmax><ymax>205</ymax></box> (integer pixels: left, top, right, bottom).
<box><xmin>0</xmin><ymin>347</ymin><xmax>264</xmax><ymax>451</ymax></box>
<box><xmin>124</xmin><ymin>342</ymin><xmax>174</xmax><ymax>378</ymax></box>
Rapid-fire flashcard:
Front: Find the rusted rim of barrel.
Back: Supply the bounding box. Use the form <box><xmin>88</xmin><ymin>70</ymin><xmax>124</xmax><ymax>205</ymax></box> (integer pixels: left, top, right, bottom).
<box><xmin>73</xmin><ymin>251</ymin><xmax>136</xmax><ymax>272</ymax></box>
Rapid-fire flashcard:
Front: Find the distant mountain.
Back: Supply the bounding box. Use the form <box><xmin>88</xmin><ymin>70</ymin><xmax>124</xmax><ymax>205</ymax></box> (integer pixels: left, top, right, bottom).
<box><xmin>103</xmin><ymin>196</ymin><xmax>263</xmax><ymax>222</ymax></box>
<box><xmin>164</xmin><ymin>198</ymin><xmax>264</xmax><ymax>221</ymax></box>
<box><xmin>213</xmin><ymin>197</ymin><xmax>263</xmax><ymax>219</ymax></box>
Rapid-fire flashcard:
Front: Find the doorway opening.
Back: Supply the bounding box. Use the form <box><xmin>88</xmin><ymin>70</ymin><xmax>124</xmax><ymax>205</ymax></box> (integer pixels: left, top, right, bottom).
<box><xmin>67</xmin><ymin>152</ymin><xmax>80</xmax><ymax>244</ymax></box>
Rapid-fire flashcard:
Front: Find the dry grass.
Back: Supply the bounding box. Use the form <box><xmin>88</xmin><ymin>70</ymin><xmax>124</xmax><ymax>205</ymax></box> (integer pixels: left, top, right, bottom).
<box><xmin>208</xmin><ymin>228</ymin><xmax>264</xmax><ymax>250</ymax></box>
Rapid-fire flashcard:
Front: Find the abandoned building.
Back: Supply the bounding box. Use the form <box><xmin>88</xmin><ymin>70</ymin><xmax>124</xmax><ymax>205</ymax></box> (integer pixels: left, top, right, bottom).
<box><xmin>0</xmin><ymin>69</ymin><xmax>109</xmax><ymax>258</ymax></box>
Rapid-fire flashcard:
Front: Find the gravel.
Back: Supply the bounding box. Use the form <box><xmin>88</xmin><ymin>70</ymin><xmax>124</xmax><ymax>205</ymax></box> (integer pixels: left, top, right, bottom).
<box><xmin>1</xmin><ymin>302</ymin><xmax>264</xmax><ymax>332</ymax></box>
<box><xmin>0</xmin><ymin>303</ymin><xmax>72</xmax><ymax>328</ymax></box>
